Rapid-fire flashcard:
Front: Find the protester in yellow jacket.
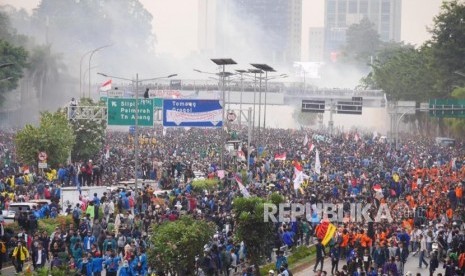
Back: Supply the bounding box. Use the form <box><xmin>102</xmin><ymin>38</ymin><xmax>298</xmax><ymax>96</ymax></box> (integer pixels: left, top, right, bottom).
<box><xmin>12</xmin><ymin>241</ymin><xmax>29</xmax><ymax>273</ymax></box>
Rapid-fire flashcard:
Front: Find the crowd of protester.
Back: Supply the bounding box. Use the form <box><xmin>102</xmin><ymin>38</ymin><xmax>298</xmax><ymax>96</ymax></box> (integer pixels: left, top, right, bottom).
<box><xmin>0</xmin><ymin>126</ymin><xmax>463</xmax><ymax>276</ymax></box>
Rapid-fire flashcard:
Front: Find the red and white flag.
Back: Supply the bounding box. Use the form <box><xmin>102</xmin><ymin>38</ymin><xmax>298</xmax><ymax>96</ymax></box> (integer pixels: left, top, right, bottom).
<box><xmin>100</xmin><ymin>79</ymin><xmax>112</xmax><ymax>91</ymax></box>
<box><xmin>234</xmin><ymin>175</ymin><xmax>250</xmax><ymax>198</ymax></box>
<box><xmin>293</xmin><ymin>161</ymin><xmax>309</xmax><ymax>190</ymax></box>
<box><xmin>237</xmin><ymin>150</ymin><xmax>246</xmax><ymax>161</ymax></box>
<box><xmin>315</xmin><ymin>149</ymin><xmax>321</xmax><ymax>174</ymax></box>
<box><xmin>309</xmin><ymin>143</ymin><xmax>315</xmax><ymax>152</ymax></box>
<box><xmin>274</xmin><ymin>152</ymin><xmax>287</xmax><ymax>161</ymax></box>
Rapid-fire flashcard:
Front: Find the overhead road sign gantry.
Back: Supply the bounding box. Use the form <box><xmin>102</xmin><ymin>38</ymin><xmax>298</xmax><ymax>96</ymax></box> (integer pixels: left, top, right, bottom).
<box><xmin>302</xmin><ymin>100</ymin><xmax>325</xmax><ymax>113</ymax></box>
<box><xmin>429</xmin><ymin>99</ymin><xmax>465</xmax><ymax>118</ymax></box>
<box><xmin>336</xmin><ymin>97</ymin><xmax>363</xmax><ymax>115</ymax></box>
<box><xmin>107</xmin><ymin>98</ymin><xmax>154</xmax><ymax>126</ymax></box>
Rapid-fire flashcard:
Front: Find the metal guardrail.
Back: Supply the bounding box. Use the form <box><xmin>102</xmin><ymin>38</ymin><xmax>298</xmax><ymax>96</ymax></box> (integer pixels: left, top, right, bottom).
<box><xmin>67</xmin><ymin>105</ymin><xmax>107</xmax><ymax>122</ymax></box>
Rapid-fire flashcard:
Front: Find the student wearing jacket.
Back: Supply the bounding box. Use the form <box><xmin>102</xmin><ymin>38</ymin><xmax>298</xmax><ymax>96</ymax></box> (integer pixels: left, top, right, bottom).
<box><xmin>138</xmin><ymin>249</ymin><xmax>148</xmax><ymax>276</ymax></box>
<box><xmin>11</xmin><ymin>241</ymin><xmax>30</xmax><ymax>273</ymax></box>
<box><xmin>33</xmin><ymin>243</ymin><xmax>47</xmax><ymax>269</ymax></box>
<box><xmin>92</xmin><ymin>255</ymin><xmax>105</xmax><ymax>276</ymax></box>
<box><xmin>130</xmin><ymin>255</ymin><xmax>141</xmax><ymax>276</ymax></box>
<box><xmin>104</xmin><ymin>251</ymin><xmax>121</xmax><ymax>276</ymax></box>
<box><xmin>372</xmin><ymin>243</ymin><xmax>387</xmax><ymax>269</ymax></box>
<box><xmin>83</xmin><ymin>232</ymin><xmax>96</xmax><ymax>252</ymax></box>
<box><xmin>78</xmin><ymin>254</ymin><xmax>93</xmax><ymax>276</ymax></box>
<box><xmin>119</xmin><ymin>260</ymin><xmax>132</xmax><ymax>276</ymax></box>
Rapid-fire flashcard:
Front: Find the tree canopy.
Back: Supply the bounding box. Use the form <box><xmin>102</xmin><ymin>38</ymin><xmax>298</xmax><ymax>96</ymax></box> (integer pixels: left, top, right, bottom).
<box><xmin>232</xmin><ymin>194</ymin><xmax>283</xmax><ymax>269</ymax></box>
<box><xmin>148</xmin><ymin>216</ymin><xmax>215</xmax><ymax>275</ymax></box>
<box><xmin>70</xmin><ymin>98</ymin><xmax>106</xmax><ymax>162</ymax></box>
<box><xmin>344</xmin><ymin>17</ymin><xmax>381</xmax><ymax>66</ymax></box>
<box><xmin>15</xmin><ymin>111</ymin><xmax>75</xmax><ymax>167</ymax></box>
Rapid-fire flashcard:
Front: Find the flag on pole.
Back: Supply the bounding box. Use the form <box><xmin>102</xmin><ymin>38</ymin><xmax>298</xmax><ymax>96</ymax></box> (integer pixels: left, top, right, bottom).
<box><xmin>315</xmin><ymin>221</ymin><xmax>337</xmax><ymax>246</ymax></box>
<box><xmin>100</xmin><ymin>79</ymin><xmax>112</xmax><ymax>91</ymax></box>
<box><xmin>315</xmin><ymin>149</ymin><xmax>321</xmax><ymax>174</ymax></box>
<box><xmin>274</xmin><ymin>152</ymin><xmax>287</xmax><ymax>161</ymax></box>
<box><xmin>105</xmin><ymin>146</ymin><xmax>110</xmax><ymax>159</ymax></box>
<box><xmin>309</xmin><ymin>143</ymin><xmax>315</xmax><ymax>152</ymax></box>
<box><xmin>303</xmin><ymin>134</ymin><xmax>308</xmax><ymax>146</ymax></box>
<box><xmin>293</xmin><ymin>161</ymin><xmax>309</xmax><ymax>190</ymax></box>
<box><xmin>237</xmin><ymin>150</ymin><xmax>246</xmax><ymax>161</ymax></box>
<box><xmin>217</xmin><ymin>170</ymin><xmax>225</xmax><ymax>179</ymax></box>
<box><xmin>234</xmin><ymin>175</ymin><xmax>250</xmax><ymax>198</ymax></box>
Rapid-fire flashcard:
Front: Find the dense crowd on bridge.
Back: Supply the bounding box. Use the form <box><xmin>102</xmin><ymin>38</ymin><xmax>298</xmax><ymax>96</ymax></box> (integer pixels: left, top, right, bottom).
<box><xmin>0</xmin><ymin>126</ymin><xmax>463</xmax><ymax>276</ymax></box>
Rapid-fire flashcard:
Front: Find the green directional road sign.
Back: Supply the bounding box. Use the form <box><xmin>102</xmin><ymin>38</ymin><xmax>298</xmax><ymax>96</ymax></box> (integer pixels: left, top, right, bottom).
<box><xmin>153</xmin><ymin>98</ymin><xmax>163</xmax><ymax>109</ymax></box>
<box><xmin>107</xmin><ymin>98</ymin><xmax>154</xmax><ymax>126</ymax></box>
<box><xmin>429</xmin><ymin>99</ymin><xmax>465</xmax><ymax>118</ymax></box>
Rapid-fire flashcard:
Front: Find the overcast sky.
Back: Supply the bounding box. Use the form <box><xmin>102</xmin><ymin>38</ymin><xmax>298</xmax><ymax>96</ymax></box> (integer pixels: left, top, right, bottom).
<box><xmin>4</xmin><ymin>0</ymin><xmax>444</xmax><ymax>59</ymax></box>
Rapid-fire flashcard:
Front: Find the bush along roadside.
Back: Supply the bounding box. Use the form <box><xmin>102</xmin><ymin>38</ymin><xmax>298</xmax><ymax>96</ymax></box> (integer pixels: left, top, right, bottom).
<box><xmin>259</xmin><ymin>245</ymin><xmax>316</xmax><ymax>276</ymax></box>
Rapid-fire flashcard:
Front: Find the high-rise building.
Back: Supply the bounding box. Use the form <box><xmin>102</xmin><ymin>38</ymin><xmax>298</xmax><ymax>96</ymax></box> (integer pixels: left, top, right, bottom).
<box><xmin>323</xmin><ymin>0</ymin><xmax>402</xmax><ymax>60</ymax></box>
<box><xmin>198</xmin><ymin>0</ymin><xmax>302</xmax><ymax>67</ymax></box>
<box><xmin>308</xmin><ymin>27</ymin><xmax>325</xmax><ymax>62</ymax></box>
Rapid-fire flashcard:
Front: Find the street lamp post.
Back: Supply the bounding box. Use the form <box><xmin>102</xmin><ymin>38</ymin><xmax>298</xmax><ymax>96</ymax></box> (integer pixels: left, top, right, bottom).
<box><xmin>88</xmin><ymin>44</ymin><xmax>112</xmax><ymax>98</ymax></box>
<box><xmin>212</xmin><ymin>59</ymin><xmax>237</xmax><ymax>169</ymax></box>
<box><xmin>80</xmin><ymin>50</ymin><xmax>94</xmax><ymax>98</ymax></box>
<box><xmin>248</xmin><ymin>69</ymin><xmax>262</xmax><ymax>141</ymax></box>
<box><xmin>97</xmin><ymin>72</ymin><xmax>176</xmax><ymax>199</ymax></box>
<box><xmin>235</xmin><ymin>70</ymin><xmax>248</xmax><ymax>127</ymax></box>
<box><xmin>251</xmin><ymin>64</ymin><xmax>274</xmax><ymax>142</ymax></box>
<box><xmin>264</xmin><ymin>74</ymin><xmax>287</xmax><ymax>129</ymax></box>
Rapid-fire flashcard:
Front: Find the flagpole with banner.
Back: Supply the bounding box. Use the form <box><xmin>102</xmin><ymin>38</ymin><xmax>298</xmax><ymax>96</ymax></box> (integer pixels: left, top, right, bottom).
<box><xmin>315</xmin><ymin>149</ymin><xmax>321</xmax><ymax>175</ymax></box>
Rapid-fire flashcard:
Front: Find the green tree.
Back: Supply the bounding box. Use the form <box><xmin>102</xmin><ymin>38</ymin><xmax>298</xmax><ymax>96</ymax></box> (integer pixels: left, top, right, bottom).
<box><xmin>0</xmin><ymin>39</ymin><xmax>28</xmax><ymax>105</ymax></box>
<box><xmin>232</xmin><ymin>196</ymin><xmax>279</xmax><ymax>270</ymax></box>
<box><xmin>343</xmin><ymin>18</ymin><xmax>381</xmax><ymax>66</ymax></box>
<box><xmin>444</xmin><ymin>87</ymin><xmax>465</xmax><ymax>137</ymax></box>
<box><xmin>27</xmin><ymin>44</ymin><xmax>65</xmax><ymax>109</ymax></box>
<box><xmin>292</xmin><ymin>105</ymin><xmax>317</xmax><ymax>127</ymax></box>
<box><xmin>15</xmin><ymin>111</ymin><xmax>75</xmax><ymax>167</ymax></box>
<box><xmin>31</xmin><ymin>0</ymin><xmax>155</xmax><ymax>73</ymax></box>
<box><xmin>428</xmin><ymin>0</ymin><xmax>465</xmax><ymax>92</ymax></box>
<box><xmin>363</xmin><ymin>45</ymin><xmax>439</xmax><ymax>101</ymax></box>
<box><xmin>70</xmin><ymin>98</ymin><xmax>106</xmax><ymax>162</ymax></box>
<box><xmin>148</xmin><ymin>216</ymin><xmax>215</xmax><ymax>275</ymax></box>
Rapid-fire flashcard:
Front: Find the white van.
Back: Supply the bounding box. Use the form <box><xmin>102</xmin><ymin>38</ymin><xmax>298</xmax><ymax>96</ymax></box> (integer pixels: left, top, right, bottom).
<box><xmin>3</xmin><ymin>202</ymin><xmax>38</xmax><ymax>224</ymax></box>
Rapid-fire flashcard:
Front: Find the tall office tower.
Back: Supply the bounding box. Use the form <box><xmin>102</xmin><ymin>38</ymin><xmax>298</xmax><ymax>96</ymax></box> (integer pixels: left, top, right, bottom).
<box><xmin>323</xmin><ymin>0</ymin><xmax>402</xmax><ymax>61</ymax></box>
<box><xmin>198</xmin><ymin>0</ymin><xmax>302</xmax><ymax>67</ymax></box>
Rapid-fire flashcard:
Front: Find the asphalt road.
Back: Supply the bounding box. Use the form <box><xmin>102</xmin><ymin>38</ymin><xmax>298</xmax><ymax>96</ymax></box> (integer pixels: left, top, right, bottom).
<box><xmin>296</xmin><ymin>252</ymin><xmax>446</xmax><ymax>276</ymax></box>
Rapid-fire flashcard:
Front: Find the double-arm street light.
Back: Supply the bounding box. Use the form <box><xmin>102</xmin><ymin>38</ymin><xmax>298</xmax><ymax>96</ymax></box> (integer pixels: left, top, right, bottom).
<box><xmin>79</xmin><ymin>45</ymin><xmax>112</xmax><ymax>98</ymax></box>
<box><xmin>194</xmin><ymin>59</ymin><xmax>236</xmax><ymax>169</ymax></box>
<box><xmin>97</xmin><ymin>72</ymin><xmax>177</xmax><ymax>195</ymax></box>
<box><xmin>83</xmin><ymin>44</ymin><xmax>112</xmax><ymax>98</ymax></box>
